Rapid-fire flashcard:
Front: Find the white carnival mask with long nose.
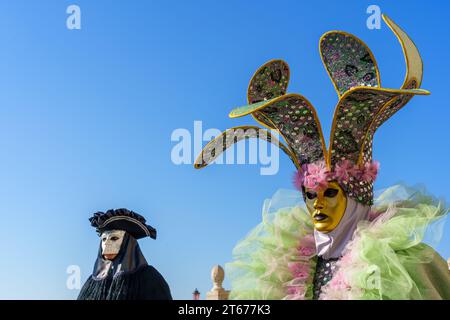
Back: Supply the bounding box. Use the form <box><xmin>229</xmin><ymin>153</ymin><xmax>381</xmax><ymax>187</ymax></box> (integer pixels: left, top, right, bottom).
<box><xmin>101</xmin><ymin>230</ymin><xmax>126</xmax><ymax>260</ymax></box>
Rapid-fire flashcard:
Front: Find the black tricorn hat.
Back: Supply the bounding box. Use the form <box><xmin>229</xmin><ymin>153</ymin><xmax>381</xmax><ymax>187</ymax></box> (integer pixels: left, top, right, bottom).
<box><xmin>89</xmin><ymin>208</ymin><xmax>157</xmax><ymax>240</ymax></box>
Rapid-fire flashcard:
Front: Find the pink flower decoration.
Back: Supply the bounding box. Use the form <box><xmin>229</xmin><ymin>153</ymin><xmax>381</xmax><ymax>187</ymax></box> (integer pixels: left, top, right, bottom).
<box><xmin>284</xmin><ymin>235</ymin><xmax>317</xmax><ymax>300</ymax></box>
<box><xmin>307</xmin><ymin>161</ymin><xmax>328</xmax><ymax>178</ymax></box>
<box><xmin>286</xmin><ymin>286</ymin><xmax>298</xmax><ymax>295</ymax></box>
<box><xmin>333</xmin><ymin>160</ymin><xmax>350</xmax><ymax>181</ymax></box>
<box><xmin>286</xmin><ymin>285</ymin><xmax>307</xmax><ymax>299</ymax></box>
<box><xmin>293</xmin><ymin>160</ymin><xmax>379</xmax><ymax>192</ymax></box>
<box><xmin>293</xmin><ymin>171</ymin><xmax>304</xmax><ymax>190</ymax></box>
<box><xmin>361</xmin><ymin>161</ymin><xmax>380</xmax><ymax>182</ymax></box>
<box><xmin>298</xmin><ymin>246</ymin><xmax>315</xmax><ymax>257</ymax></box>
<box><xmin>299</xmin><ymin>234</ymin><xmax>315</xmax><ymax>248</ymax></box>
<box><xmin>349</xmin><ymin>164</ymin><xmax>363</xmax><ymax>179</ymax></box>
<box><xmin>298</xmin><ymin>235</ymin><xmax>316</xmax><ymax>257</ymax></box>
<box><xmin>302</xmin><ymin>161</ymin><xmax>330</xmax><ymax>191</ymax></box>
<box><xmin>288</xmin><ymin>262</ymin><xmax>310</xmax><ymax>280</ymax></box>
<box><xmin>303</xmin><ymin>175</ymin><xmax>321</xmax><ymax>190</ymax></box>
<box><xmin>297</xmin><ymin>234</ymin><xmax>316</xmax><ymax>257</ymax></box>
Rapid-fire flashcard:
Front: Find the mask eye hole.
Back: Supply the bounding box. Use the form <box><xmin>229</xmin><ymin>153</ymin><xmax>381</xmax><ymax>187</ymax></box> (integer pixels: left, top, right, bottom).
<box><xmin>306</xmin><ymin>191</ymin><xmax>317</xmax><ymax>200</ymax></box>
<box><xmin>110</xmin><ymin>236</ymin><xmax>119</xmax><ymax>241</ymax></box>
<box><xmin>324</xmin><ymin>188</ymin><xmax>339</xmax><ymax>198</ymax></box>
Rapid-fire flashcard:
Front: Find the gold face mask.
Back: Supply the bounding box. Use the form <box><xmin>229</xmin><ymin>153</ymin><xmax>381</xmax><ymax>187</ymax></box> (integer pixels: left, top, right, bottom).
<box><xmin>304</xmin><ymin>181</ymin><xmax>347</xmax><ymax>233</ymax></box>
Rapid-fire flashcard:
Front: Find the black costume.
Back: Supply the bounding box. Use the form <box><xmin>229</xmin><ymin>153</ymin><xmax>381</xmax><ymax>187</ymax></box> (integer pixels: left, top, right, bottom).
<box><xmin>78</xmin><ymin>209</ymin><xmax>172</xmax><ymax>300</ymax></box>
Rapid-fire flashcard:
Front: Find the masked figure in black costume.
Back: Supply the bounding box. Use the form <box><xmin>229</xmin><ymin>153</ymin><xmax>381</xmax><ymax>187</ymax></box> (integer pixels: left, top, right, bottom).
<box><xmin>78</xmin><ymin>208</ymin><xmax>172</xmax><ymax>300</ymax></box>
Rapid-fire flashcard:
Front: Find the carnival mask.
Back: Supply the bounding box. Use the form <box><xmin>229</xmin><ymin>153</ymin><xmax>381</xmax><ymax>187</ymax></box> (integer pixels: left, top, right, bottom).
<box><xmin>101</xmin><ymin>230</ymin><xmax>126</xmax><ymax>260</ymax></box>
<box><xmin>304</xmin><ymin>181</ymin><xmax>347</xmax><ymax>233</ymax></box>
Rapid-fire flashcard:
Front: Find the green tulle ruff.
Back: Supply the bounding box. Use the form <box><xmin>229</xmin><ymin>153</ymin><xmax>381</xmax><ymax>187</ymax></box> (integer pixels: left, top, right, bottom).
<box><xmin>225</xmin><ymin>185</ymin><xmax>450</xmax><ymax>300</ymax></box>
<box><xmin>225</xmin><ymin>189</ymin><xmax>317</xmax><ymax>300</ymax></box>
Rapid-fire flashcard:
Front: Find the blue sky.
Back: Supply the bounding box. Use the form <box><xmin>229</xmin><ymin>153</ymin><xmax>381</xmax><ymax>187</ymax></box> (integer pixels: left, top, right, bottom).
<box><xmin>0</xmin><ymin>0</ymin><xmax>449</xmax><ymax>299</ymax></box>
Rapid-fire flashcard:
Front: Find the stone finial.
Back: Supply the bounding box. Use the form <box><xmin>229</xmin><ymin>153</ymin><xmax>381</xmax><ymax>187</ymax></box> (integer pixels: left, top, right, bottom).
<box><xmin>211</xmin><ymin>265</ymin><xmax>225</xmax><ymax>290</ymax></box>
<box><xmin>206</xmin><ymin>265</ymin><xmax>230</xmax><ymax>300</ymax></box>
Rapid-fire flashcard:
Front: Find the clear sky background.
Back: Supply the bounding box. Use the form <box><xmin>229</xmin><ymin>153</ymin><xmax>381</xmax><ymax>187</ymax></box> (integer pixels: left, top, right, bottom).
<box><xmin>0</xmin><ymin>0</ymin><xmax>449</xmax><ymax>299</ymax></box>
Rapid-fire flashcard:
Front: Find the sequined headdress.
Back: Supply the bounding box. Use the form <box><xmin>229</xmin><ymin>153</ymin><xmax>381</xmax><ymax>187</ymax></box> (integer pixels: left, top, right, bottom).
<box><xmin>194</xmin><ymin>15</ymin><xmax>429</xmax><ymax>205</ymax></box>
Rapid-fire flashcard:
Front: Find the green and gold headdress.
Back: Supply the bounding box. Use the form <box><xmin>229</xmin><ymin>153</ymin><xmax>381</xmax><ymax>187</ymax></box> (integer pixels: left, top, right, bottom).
<box><xmin>194</xmin><ymin>15</ymin><xmax>429</xmax><ymax>205</ymax></box>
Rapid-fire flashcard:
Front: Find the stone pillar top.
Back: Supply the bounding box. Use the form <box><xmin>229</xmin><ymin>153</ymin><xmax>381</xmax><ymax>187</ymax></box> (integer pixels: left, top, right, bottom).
<box><xmin>207</xmin><ymin>265</ymin><xmax>230</xmax><ymax>300</ymax></box>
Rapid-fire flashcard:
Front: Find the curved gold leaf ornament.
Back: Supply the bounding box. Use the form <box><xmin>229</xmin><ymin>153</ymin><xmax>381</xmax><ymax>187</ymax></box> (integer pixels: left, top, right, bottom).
<box><xmin>194</xmin><ymin>15</ymin><xmax>429</xmax><ymax>207</ymax></box>
<box><xmin>382</xmin><ymin>14</ymin><xmax>423</xmax><ymax>89</ymax></box>
<box><xmin>193</xmin><ymin>126</ymin><xmax>297</xmax><ymax>169</ymax></box>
